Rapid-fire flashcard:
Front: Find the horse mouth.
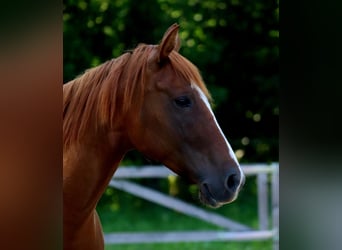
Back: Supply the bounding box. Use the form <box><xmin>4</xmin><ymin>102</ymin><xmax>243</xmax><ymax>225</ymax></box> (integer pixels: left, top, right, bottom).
<box><xmin>199</xmin><ymin>184</ymin><xmax>222</xmax><ymax>208</ymax></box>
<box><xmin>199</xmin><ymin>183</ymin><xmax>238</xmax><ymax>208</ymax></box>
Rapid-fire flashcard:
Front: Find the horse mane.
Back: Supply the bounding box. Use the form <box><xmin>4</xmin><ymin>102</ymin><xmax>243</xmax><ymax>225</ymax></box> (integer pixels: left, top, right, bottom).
<box><xmin>63</xmin><ymin>44</ymin><xmax>211</xmax><ymax>147</ymax></box>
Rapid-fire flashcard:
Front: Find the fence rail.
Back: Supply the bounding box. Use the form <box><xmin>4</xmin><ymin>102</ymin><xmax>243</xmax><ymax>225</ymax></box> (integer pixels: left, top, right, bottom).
<box><xmin>105</xmin><ymin>163</ymin><xmax>279</xmax><ymax>250</ymax></box>
<box><xmin>104</xmin><ymin>230</ymin><xmax>275</xmax><ymax>244</ymax></box>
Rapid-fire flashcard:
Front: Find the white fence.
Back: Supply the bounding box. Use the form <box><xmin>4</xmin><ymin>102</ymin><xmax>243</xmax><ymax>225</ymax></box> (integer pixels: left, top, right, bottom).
<box><xmin>104</xmin><ymin>163</ymin><xmax>279</xmax><ymax>250</ymax></box>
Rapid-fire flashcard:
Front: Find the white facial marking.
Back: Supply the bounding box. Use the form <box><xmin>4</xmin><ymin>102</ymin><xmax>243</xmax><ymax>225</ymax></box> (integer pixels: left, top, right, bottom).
<box><xmin>191</xmin><ymin>83</ymin><xmax>245</xmax><ymax>190</ymax></box>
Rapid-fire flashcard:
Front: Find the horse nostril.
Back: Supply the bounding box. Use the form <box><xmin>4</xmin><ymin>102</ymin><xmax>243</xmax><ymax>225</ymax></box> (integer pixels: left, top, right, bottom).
<box><xmin>225</xmin><ymin>173</ymin><xmax>240</xmax><ymax>192</ymax></box>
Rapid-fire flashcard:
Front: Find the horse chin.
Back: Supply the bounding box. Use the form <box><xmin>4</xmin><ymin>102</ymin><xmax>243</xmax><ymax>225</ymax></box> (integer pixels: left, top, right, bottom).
<box><xmin>199</xmin><ymin>191</ymin><xmax>221</xmax><ymax>208</ymax></box>
<box><xmin>198</xmin><ymin>184</ymin><xmax>236</xmax><ymax>208</ymax></box>
<box><xmin>198</xmin><ymin>185</ymin><xmax>223</xmax><ymax>208</ymax></box>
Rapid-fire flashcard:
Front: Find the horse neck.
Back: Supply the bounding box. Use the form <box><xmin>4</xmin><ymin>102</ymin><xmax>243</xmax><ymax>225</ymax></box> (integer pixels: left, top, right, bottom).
<box><xmin>63</xmin><ymin>126</ymin><xmax>130</xmax><ymax>224</ymax></box>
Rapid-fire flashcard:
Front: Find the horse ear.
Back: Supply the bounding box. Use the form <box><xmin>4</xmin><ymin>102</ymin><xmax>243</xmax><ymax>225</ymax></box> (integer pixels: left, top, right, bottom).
<box><xmin>158</xmin><ymin>23</ymin><xmax>181</xmax><ymax>63</ymax></box>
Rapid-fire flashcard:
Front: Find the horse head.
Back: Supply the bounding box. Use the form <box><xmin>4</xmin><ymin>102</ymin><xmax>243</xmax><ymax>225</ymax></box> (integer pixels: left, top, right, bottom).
<box><xmin>125</xmin><ymin>24</ymin><xmax>245</xmax><ymax>208</ymax></box>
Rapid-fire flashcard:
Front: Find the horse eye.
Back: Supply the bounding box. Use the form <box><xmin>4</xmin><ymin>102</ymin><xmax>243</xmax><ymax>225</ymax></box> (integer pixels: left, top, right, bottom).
<box><xmin>174</xmin><ymin>96</ymin><xmax>192</xmax><ymax>108</ymax></box>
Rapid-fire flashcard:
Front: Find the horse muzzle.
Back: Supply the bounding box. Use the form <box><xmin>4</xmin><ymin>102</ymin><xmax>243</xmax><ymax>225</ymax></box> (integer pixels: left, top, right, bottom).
<box><xmin>199</xmin><ymin>170</ymin><xmax>245</xmax><ymax>208</ymax></box>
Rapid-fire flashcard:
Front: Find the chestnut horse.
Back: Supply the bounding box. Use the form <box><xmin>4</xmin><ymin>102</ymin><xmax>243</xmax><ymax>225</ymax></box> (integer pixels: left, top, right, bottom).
<box><xmin>63</xmin><ymin>24</ymin><xmax>245</xmax><ymax>250</ymax></box>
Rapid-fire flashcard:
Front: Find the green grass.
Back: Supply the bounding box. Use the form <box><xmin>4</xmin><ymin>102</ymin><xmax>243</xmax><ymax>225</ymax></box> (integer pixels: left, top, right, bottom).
<box><xmin>97</xmin><ymin>177</ymin><xmax>273</xmax><ymax>250</ymax></box>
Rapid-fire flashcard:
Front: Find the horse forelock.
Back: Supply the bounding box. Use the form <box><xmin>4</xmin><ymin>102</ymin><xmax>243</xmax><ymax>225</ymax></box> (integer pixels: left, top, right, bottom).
<box><xmin>168</xmin><ymin>52</ymin><xmax>212</xmax><ymax>103</ymax></box>
<box><xmin>63</xmin><ymin>43</ymin><xmax>211</xmax><ymax>147</ymax></box>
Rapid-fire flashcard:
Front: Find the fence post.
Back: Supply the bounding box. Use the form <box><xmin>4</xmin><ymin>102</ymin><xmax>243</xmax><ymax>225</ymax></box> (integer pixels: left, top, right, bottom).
<box><xmin>257</xmin><ymin>172</ymin><xmax>269</xmax><ymax>230</ymax></box>
<box><xmin>272</xmin><ymin>164</ymin><xmax>279</xmax><ymax>250</ymax></box>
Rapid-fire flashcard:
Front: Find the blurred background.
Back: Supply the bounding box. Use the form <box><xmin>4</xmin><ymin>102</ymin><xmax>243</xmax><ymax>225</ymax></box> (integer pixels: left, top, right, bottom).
<box><xmin>63</xmin><ymin>0</ymin><xmax>278</xmax><ymax>249</ymax></box>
